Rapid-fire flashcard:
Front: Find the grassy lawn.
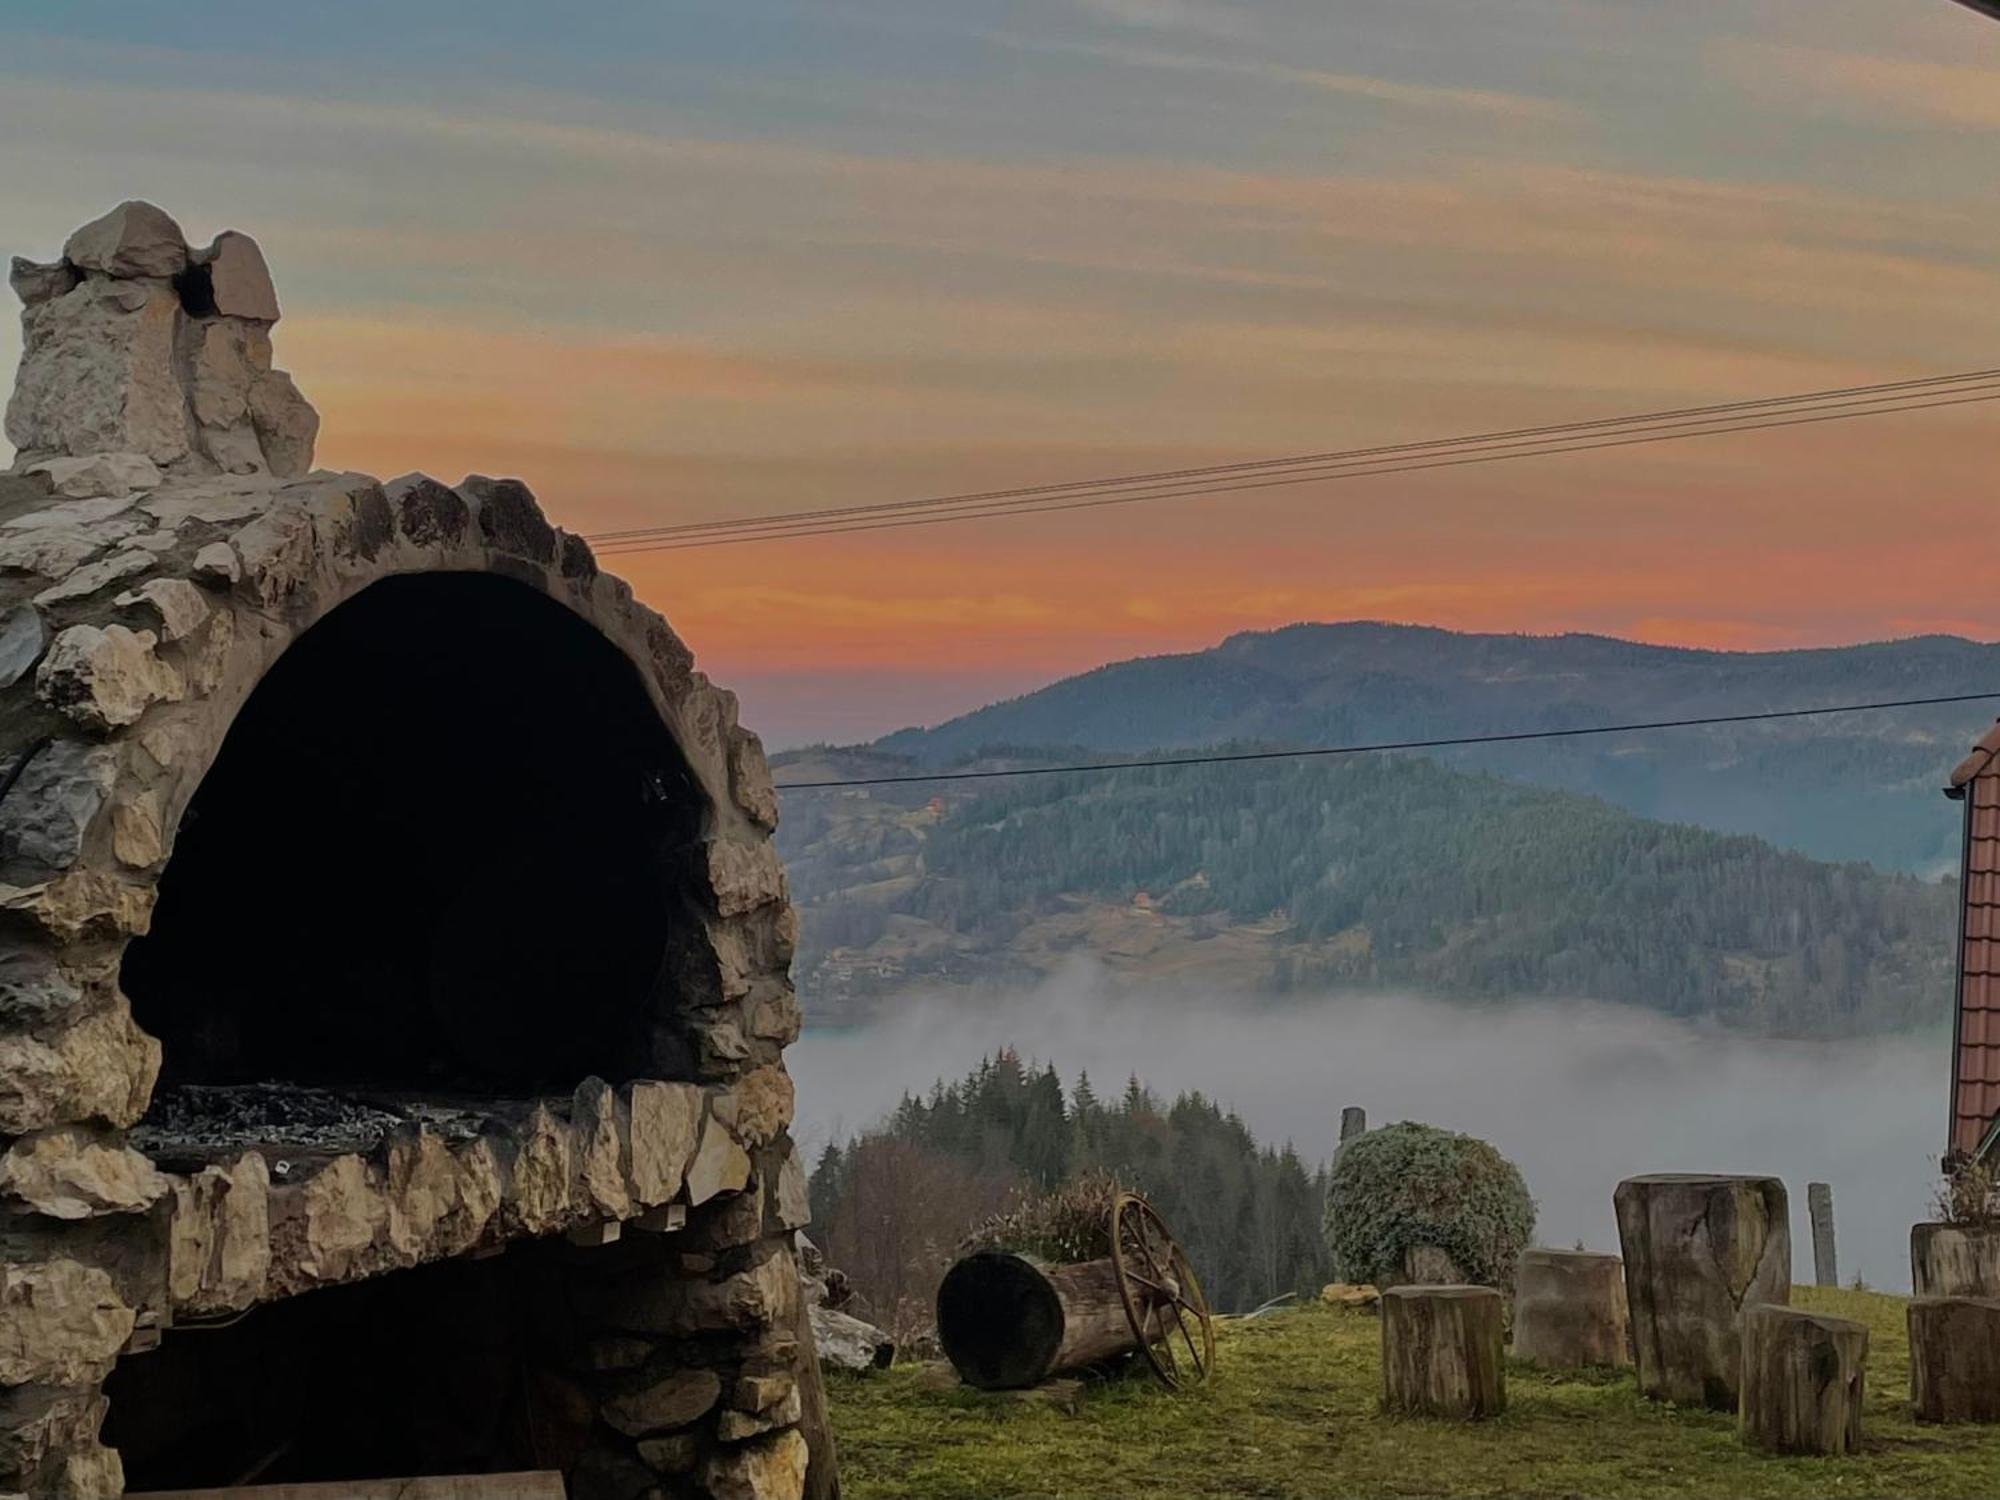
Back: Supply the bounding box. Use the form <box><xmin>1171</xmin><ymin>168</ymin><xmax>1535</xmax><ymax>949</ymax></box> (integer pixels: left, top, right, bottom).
<box><xmin>826</xmin><ymin>1287</ymin><xmax>2000</xmax><ymax>1499</ymax></box>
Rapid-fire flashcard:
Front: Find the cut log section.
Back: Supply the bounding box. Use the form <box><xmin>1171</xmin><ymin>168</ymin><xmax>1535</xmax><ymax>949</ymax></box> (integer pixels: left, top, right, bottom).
<box><xmin>1512</xmin><ymin>1249</ymin><xmax>1629</xmax><ymax>1370</ymax></box>
<box><xmin>1380</xmin><ymin>1285</ymin><xmax>1505</xmax><ymax>1419</ymax></box>
<box><xmin>1614</xmin><ymin>1174</ymin><xmax>1790</xmax><ymax>1410</ymax></box>
<box><xmin>1909</xmin><ymin>1296</ymin><xmax>2000</xmax><ymax>1423</ymax></box>
<box><xmin>1738</xmin><ymin>1304</ymin><xmax>1867</xmax><ymax>1455</ymax></box>
<box><xmin>937</xmin><ymin>1252</ymin><xmax>1151</xmax><ymax>1390</ymax></box>
<box><xmin>1911</xmin><ymin>1223</ymin><xmax>2000</xmax><ymax>1299</ymax></box>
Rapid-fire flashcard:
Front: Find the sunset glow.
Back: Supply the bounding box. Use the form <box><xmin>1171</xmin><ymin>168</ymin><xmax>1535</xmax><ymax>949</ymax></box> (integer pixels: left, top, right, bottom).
<box><xmin>6</xmin><ymin>1</ymin><xmax>1999</xmax><ymax>743</ymax></box>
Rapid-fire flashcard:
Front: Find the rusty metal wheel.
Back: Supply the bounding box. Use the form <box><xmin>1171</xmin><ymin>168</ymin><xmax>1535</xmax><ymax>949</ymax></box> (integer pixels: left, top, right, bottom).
<box><xmin>1109</xmin><ymin>1190</ymin><xmax>1215</xmax><ymax>1390</ymax></box>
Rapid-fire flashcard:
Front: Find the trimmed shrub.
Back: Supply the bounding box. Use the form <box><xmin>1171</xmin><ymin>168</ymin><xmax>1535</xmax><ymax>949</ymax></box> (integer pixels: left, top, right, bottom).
<box><xmin>1323</xmin><ymin>1121</ymin><xmax>1535</xmax><ymax>1290</ymax></box>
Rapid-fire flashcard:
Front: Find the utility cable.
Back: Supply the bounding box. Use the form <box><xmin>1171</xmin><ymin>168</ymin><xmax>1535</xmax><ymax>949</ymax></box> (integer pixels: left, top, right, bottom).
<box><xmin>771</xmin><ymin>690</ymin><xmax>2000</xmax><ymax>790</ymax></box>
<box><xmin>585</xmin><ymin>367</ymin><xmax>2000</xmax><ymax>553</ymax></box>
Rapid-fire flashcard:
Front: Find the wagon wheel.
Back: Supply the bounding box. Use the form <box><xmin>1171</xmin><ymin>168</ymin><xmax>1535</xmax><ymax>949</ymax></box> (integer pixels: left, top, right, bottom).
<box><xmin>1109</xmin><ymin>1191</ymin><xmax>1215</xmax><ymax>1390</ymax></box>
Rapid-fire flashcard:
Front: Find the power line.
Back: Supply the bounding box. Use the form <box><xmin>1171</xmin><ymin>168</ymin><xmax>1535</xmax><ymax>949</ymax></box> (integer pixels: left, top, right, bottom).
<box><xmin>588</xmin><ymin>367</ymin><xmax>2000</xmax><ymax>554</ymax></box>
<box><xmin>771</xmin><ymin>690</ymin><xmax>2000</xmax><ymax>790</ymax></box>
<box><xmin>600</xmin><ymin>386</ymin><xmax>2000</xmax><ymax>554</ymax></box>
<box><xmin>590</xmin><ymin>366</ymin><xmax>1998</xmax><ymax>543</ymax></box>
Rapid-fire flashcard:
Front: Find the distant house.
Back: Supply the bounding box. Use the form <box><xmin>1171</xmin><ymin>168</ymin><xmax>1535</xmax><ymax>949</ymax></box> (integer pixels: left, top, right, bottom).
<box><xmin>1944</xmin><ymin>724</ymin><xmax>2000</xmax><ymax>1161</ymax></box>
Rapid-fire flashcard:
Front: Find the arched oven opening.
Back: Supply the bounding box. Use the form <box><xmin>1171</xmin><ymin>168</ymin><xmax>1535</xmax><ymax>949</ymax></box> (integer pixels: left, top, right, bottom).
<box><xmin>122</xmin><ymin>570</ymin><xmax>705</xmax><ymax>1097</ymax></box>
<box><xmin>103</xmin><ymin>572</ymin><xmax>718</xmax><ymax>1493</ymax></box>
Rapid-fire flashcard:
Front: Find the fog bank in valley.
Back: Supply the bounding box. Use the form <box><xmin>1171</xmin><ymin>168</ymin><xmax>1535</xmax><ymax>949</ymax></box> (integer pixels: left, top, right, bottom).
<box><xmin>789</xmin><ymin>967</ymin><xmax>1951</xmax><ymax>1293</ymax></box>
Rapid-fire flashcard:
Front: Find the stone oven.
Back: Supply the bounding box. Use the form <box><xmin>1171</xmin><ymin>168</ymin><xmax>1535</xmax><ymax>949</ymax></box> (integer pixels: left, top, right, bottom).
<box><xmin>0</xmin><ymin>204</ymin><xmax>820</xmax><ymax>1500</ymax></box>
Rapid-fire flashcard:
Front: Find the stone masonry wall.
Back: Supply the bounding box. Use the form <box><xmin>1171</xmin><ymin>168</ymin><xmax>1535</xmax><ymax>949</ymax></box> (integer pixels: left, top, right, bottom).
<box><xmin>0</xmin><ymin>204</ymin><xmax>815</xmax><ymax>1500</ymax></box>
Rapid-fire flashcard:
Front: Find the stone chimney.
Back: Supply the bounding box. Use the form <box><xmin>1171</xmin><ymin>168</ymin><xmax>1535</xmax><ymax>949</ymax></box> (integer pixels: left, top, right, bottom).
<box><xmin>5</xmin><ymin>201</ymin><xmax>318</xmax><ymax>481</ymax></box>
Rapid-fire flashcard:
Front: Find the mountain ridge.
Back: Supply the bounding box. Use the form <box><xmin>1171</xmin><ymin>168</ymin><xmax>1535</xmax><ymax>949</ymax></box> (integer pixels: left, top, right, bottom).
<box><xmin>867</xmin><ymin>621</ymin><xmax>1999</xmax><ymax>871</ymax></box>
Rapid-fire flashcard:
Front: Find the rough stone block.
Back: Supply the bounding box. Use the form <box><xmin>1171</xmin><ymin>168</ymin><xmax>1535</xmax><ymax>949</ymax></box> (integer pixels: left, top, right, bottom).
<box><xmin>687</xmin><ymin>1114</ymin><xmax>753</xmax><ymax>1206</ymax></box>
<box><xmin>624</xmin><ymin>1080</ymin><xmax>702</xmax><ymax>1209</ymax></box>
<box><xmin>731</xmin><ymin>1066</ymin><xmax>795</xmax><ymax>1149</ymax></box>
<box><xmin>35</xmin><ymin>624</ymin><xmax>184</xmax><ymax>731</ymax></box>
<box><xmin>717</xmin><ymin>1388</ymin><xmax>803</xmax><ymax>1442</ymax></box>
<box><xmin>168</xmin><ymin>1151</ymin><xmax>270</xmax><ymax>1313</ymax></box>
<box><xmin>601</xmin><ymin>1367</ymin><xmax>723</xmax><ymax>1437</ymax></box>
<box><xmin>0</xmin><ymin>1125</ymin><xmax>168</xmax><ymax>1219</ymax></box>
<box><xmin>0</xmin><ymin>604</ymin><xmax>48</xmax><ymax>688</ymax></box>
<box><xmin>704</xmin><ymin>1426</ymin><xmax>807</xmax><ymax>1500</ymax></box>
<box><xmin>572</xmin><ymin>1078</ymin><xmax>633</xmax><ymax>1222</ymax></box>
<box><xmin>0</xmin><ymin>1260</ymin><xmax>135</xmax><ymax>1386</ymax></box>
<box><xmin>62</xmin><ymin>201</ymin><xmax>187</xmax><ymax>279</ymax></box>
<box><xmin>199</xmin><ymin>231</ymin><xmax>281</xmax><ymax>322</ymax></box>
<box><xmin>706</xmin><ymin>839</ymin><xmax>788</xmax><ymax>918</ymax></box>
<box><xmin>0</xmin><ymin>740</ymin><xmax>115</xmax><ymax>881</ymax></box>
<box><xmin>0</xmin><ymin>1002</ymin><xmax>161</xmax><ymax>1133</ymax></box>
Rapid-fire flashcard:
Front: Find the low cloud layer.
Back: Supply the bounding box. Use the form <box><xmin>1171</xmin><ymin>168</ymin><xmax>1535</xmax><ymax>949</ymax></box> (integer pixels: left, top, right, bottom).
<box><xmin>791</xmin><ymin>966</ymin><xmax>1950</xmax><ymax>1292</ymax></box>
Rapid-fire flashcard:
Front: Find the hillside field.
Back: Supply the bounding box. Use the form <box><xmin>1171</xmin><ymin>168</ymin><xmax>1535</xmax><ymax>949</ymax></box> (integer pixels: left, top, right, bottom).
<box><xmin>827</xmin><ymin>1287</ymin><xmax>2000</xmax><ymax>1499</ymax></box>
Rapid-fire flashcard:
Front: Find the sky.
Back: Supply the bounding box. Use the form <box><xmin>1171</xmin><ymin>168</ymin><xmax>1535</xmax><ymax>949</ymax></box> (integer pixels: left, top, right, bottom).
<box><xmin>4</xmin><ymin>1</ymin><xmax>2000</xmax><ymax>744</ymax></box>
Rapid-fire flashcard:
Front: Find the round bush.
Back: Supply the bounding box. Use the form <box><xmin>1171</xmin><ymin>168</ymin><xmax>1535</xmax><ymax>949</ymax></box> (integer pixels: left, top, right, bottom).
<box><xmin>1322</xmin><ymin>1121</ymin><xmax>1536</xmax><ymax>1289</ymax></box>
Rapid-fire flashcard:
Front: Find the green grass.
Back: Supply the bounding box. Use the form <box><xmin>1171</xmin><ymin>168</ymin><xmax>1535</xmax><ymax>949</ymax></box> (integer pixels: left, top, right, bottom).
<box><xmin>827</xmin><ymin>1288</ymin><xmax>2000</xmax><ymax>1498</ymax></box>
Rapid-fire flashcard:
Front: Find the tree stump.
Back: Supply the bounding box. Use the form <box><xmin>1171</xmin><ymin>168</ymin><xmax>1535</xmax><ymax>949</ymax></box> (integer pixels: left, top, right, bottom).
<box><xmin>1738</xmin><ymin>1304</ymin><xmax>1867</xmax><ymax>1455</ymax></box>
<box><xmin>1512</xmin><ymin>1249</ymin><xmax>1629</xmax><ymax>1369</ymax></box>
<box><xmin>1911</xmin><ymin>1223</ymin><xmax>2000</xmax><ymax>1298</ymax></box>
<box><xmin>1909</xmin><ymin>1296</ymin><xmax>2000</xmax><ymax>1423</ymax></box>
<box><xmin>1614</xmin><ymin>1174</ymin><xmax>1790</xmax><ymax>1409</ymax></box>
<box><xmin>1380</xmin><ymin>1285</ymin><xmax>1505</xmax><ymax>1419</ymax></box>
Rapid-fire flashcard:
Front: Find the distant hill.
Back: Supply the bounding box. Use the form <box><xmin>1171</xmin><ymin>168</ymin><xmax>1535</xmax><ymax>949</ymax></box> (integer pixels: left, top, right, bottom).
<box><xmin>774</xmin><ymin>746</ymin><xmax>1954</xmax><ymax>1036</ymax></box>
<box><xmin>873</xmin><ymin>623</ymin><xmax>2000</xmax><ymax>872</ymax></box>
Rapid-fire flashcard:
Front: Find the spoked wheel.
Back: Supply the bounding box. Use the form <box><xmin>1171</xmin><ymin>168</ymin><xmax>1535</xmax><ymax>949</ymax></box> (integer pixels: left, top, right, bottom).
<box><xmin>1108</xmin><ymin>1191</ymin><xmax>1215</xmax><ymax>1390</ymax></box>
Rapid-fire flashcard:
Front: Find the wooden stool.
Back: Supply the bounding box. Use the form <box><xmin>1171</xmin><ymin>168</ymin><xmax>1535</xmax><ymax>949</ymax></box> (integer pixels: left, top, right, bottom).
<box><xmin>1909</xmin><ymin>1297</ymin><xmax>2000</xmax><ymax>1423</ymax></box>
<box><xmin>1380</xmin><ymin>1285</ymin><xmax>1504</xmax><ymax>1419</ymax></box>
<box><xmin>1739</xmin><ymin>1304</ymin><xmax>1866</xmax><ymax>1455</ymax></box>
<box><xmin>1512</xmin><ymin>1249</ymin><xmax>1628</xmax><ymax>1370</ymax></box>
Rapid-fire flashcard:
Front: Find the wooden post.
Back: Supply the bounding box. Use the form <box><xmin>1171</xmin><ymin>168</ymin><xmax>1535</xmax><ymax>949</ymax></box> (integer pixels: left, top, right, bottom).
<box><xmin>1380</xmin><ymin>1285</ymin><xmax>1505</xmax><ymax>1419</ymax></box>
<box><xmin>790</xmin><ymin>1285</ymin><xmax>842</xmax><ymax>1500</ymax></box>
<box><xmin>936</xmin><ymin>1252</ymin><xmax>1149</xmax><ymax>1389</ymax></box>
<box><xmin>1738</xmin><ymin>1304</ymin><xmax>1867</xmax><ymax>1455</ymax></box>
<box><xmin>1339</xmin><ymin>1106</ymin><xmax>1367</xmax><ymax>1146</ymax></box>
<box><xmin>1807</xmin><ymin>1183</ymin><xmax>1837</xmax><ymax>1288</ymax></box>
<box><xmin>1909</xmin><ymin>1296</ymin><xmax>2000</xmax><ymax>1423</ymax></box>
<box><xmin>1512</xmin><ymin>1249</ymin><xmax>1629</xmax><ymax>1369</ymax></box>
<box><xmin>1614</xmin><ymin>1174</ymin><xmax>1790</xmax><ymax>1410</ymax></box>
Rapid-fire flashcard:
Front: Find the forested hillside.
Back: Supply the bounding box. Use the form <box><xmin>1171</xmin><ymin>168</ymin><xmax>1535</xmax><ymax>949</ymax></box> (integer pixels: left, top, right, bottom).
<box><xmin>872</xmin><ymin>623</ymin><xmax>1996</xmax><ymax>871</ymax></box>
<box><xmin>776</xmin><ymin>747</ymin><xmax>1955</xmax><ymax>1035</ymax></box>
<box><xmin>809</xmin><ymin>1051</ymin><xmax>1331</xmax><ymax>1324</ymax></box>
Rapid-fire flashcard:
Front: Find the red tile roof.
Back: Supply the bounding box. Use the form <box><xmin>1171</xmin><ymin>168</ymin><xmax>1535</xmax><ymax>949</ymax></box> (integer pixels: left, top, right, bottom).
<box><xmin>1949</xmin><ymin>724</ymin><xmax>2000</xmax><ymax>1159</ymax></box>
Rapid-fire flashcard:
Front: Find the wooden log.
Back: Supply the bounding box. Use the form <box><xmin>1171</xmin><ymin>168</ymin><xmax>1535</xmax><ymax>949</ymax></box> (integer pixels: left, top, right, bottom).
<box><xmin>130</xmin><ymin>1476</ymin><xmax>565</xmax><ymax>1500</ymax></box>
<box><xmin>1911</xmin><ymin>1222</ymin><xmax>2000</xmax><ymax>1298</ymax></box>
<box><xmin>1614</xmin><ymin>1174</ymin><xmax>1790</xmax><ymax>1410</ymax></box>
<box><xmin>1512</xmin><ymin>1248</ymin><xmax>1629</xmax><ymax>1369</ymax></box>
<box><xmin>936</xmin><ymin>1252</ymin><xmax>1149</xmax><ymax>1389</ymax></box>
<box><xmin>1380</xmin><ymin>1285</ymin><xmax>1505</xmax><ymax>1419</ymax></box>
<box><xmin>1738</xmin><ymin>1304</ymin><xmax>1867</xmax><ymax>1455</ymax></box>
<box><xmin>1909</xmin><ymin>1296</ymin><xmax>2000</xmax><ymax>1423</ymax></box>
<box><xmin>790</xmin><ymin>1279</ymin><xmax>843</xmax><ymax>1500</ymax></box>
